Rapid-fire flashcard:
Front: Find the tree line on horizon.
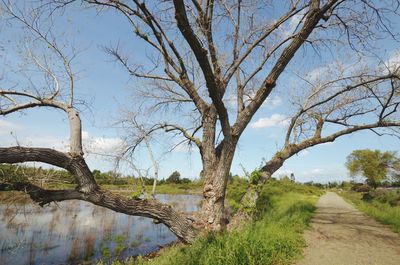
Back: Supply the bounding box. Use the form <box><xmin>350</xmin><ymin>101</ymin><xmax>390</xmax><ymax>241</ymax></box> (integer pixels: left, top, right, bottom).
<box><xmin>2</xmin><ymin>148</ymin><xmax>400</xmax><ymax>189</ymax></box>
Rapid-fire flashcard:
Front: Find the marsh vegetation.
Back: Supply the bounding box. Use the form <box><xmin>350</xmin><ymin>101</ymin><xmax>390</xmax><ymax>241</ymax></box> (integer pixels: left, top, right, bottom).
<box><xmin>0</xmin><ymin>194</ymin><xmax>201</xmax><ymax>264</ymax></box>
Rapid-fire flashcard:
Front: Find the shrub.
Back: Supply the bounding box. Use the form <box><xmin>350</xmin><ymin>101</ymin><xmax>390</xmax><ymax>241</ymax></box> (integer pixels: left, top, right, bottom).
<box><xmin>249</xmin><ymin>170</ymin><xmax>262</xmax><ymax>184</ymax></box>
<box><xmin>360</xmin><ymin>189</ymin><xmax>400</xmax><ymax>207</ymax></box>
<box><xmin>351</xmin><ymin>183</ymin><xmax>371</xmax><ymax>192</ymax></box>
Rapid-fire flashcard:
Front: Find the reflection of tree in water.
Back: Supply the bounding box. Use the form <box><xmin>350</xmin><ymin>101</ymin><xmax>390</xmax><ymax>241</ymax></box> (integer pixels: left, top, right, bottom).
<box><xmin>102</xmin><ymin>213</ymin><xmax>117</xmax><ymax>240</ymax></box>
<box><xmin>4</xmin><ymin>206</ymin><xmax>29</xmax><ymax>231</ymax></box>
<box><xmin>2</xmin><ymin>207</ymin><xmax>15</xmax><ymax>223</ymax></box>
<box><xmin>67</xmin><ymin>212</ymin><xmax>78</xmax><ymax>238</ymax></box>
<box><xmin>83</xmin><ymin>231</ymin><xmax>97</xmax><ymax>261</ymax></box>
<box><xmin>157</xmin><ymin>224</ymin><xmax>168</xmax><ymax>240</ymax></box>
<box><xmin>64</xmin><ymin>200</ymin><xmax>77</xmax><ymax>214</ymax></box>
<box><xmin>68</xmin><ymin>237</ymin><xmax>81</xmax><ymax>264</ymax></box>
<box><xmin>28</xmin><ymin>234</ymin><xmax>35</xmax><ymax>265</ymax></box>
<box><xmin>48</xmin><ymin>210</ymin><xmax>60</xmax><ymax>238</ymax></box>
<box><xmin>0</xmin><ymin>195</ymin><xmax>202</xmax><ymax>264</ymax></box>
<box><xmin>122</xmin><ymin>216</ymin><xmax>132</xmax><ymax>240</ymax></box>
<box><xmin>135</xmin><ymin>222</ymin><xmax>147</xmax><ymax>242</ymax></box>
<box><xmin>2</xmin><ymin>201</ymin><xmax>31</xmax><ymax>228</ymax></box>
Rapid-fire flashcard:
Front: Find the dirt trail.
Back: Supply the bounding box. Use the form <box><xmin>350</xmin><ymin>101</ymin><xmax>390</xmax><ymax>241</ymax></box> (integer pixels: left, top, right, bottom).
<box><xmin>296</xmin><ymin>192</ymin><xmax>400</xmax><ymax>265</ymax></box>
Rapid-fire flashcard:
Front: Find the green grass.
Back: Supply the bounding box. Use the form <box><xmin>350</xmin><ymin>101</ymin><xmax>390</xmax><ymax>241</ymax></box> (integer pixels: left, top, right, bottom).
<box><xmin>340</xmin><ymin>191</ymin><xmax>400</xmax><ymax>233</ymax></box>
<box><xmin>99</xmin><ymin>183</ymin><xmax>202</xmax><ymax>196</ymax></box>
<box><xmin>225</xmin><ymin>178</ymin><xmax>249</xmax><ymax>213</ymax></box>
<box><xmin>148</xmin><ymin>183</ymin><xmax>202</xmax><ymax>195</ymax></box>
<box><xmin>0</xmin><ymin>182</ymin><xmax>203</xmax><ymax>203</ymax></box>
<box><xmin>110</xmin><ymin>180</ymin><xmax>322</xmax><ymax>265</ymax></box>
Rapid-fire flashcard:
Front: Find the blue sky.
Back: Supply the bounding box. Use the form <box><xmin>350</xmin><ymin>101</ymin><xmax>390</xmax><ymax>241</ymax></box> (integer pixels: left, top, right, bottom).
<box><xmin>1</xmin><ymin>2</ymin><xmax>399</xmax><ymax>183</ymax></box>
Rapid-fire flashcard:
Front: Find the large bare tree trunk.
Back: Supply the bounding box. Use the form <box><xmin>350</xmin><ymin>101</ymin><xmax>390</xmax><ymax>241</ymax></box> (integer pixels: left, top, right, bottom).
<box><xmin>201</xmin><ymin>148</ymin><xmax>235</xmax><ymax>231</ymax></box>
<box><xmin>197</xmin><ymin>107</ymin><xmax>236</xmax><ymax>231</ymax></box>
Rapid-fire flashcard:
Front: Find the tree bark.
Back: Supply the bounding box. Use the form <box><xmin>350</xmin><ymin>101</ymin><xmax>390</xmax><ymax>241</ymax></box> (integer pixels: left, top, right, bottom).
<box><xmin>200</xmin><ymin>148</ymin><xmax>235</xmax><ymax>231</ymax></box>
<box><xmin>197</xmin><ymin>106</ymin><xmax>236</xmax><ymax>231</ymax></box>
<box><xmin>66</xmin><ymin>107</ymin><xmax>83</xmax><ymax>156</ymax></box>
<box><xmin>199</xmin><ymin>136</ymin><xmax>236</xmax><ymax>231</ymax></box>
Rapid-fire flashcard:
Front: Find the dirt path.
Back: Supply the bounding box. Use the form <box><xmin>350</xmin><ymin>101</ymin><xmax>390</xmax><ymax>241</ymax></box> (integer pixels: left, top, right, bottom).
<box><xmin>296</xmin><ymin>192</ymin><xmax>400</xmax><ymax>265</ymax></box>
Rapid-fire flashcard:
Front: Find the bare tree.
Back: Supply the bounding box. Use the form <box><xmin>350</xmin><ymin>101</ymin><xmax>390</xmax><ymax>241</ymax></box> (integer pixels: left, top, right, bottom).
<box><xmin>0</xmin><ymin>1</ymin><xmax>196</xmax><ymax>242</ymax></box>
<box><xmin>117</xmin><ymin>113</ymin><xmax>161</xmax><ymax>198</ymax></box>
<box><xmin>76</xmin><ymin>0</ymin><xmax>400</xmax><ymax>229</ymax></box>
<box><xmin>1</xmin><ymin>0</ymin><xmax>400</xmax><ymax>241</ymax></box>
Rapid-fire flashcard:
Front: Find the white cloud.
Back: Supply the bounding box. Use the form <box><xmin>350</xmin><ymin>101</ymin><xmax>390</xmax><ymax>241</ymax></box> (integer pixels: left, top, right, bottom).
<box><xmin>302</xmin><ymin>168</ymin><xmax>324</xmax><ymax>176</ymax></box>
<box><xmin>307</xmin><ymin>65</ymin><xmax>328</xmax><ymax>82</ymax></box>
<box><xmin>311</xmin><ymin>168</ymin><xmax>323</xmax><ymax>174</ymax></box>
<box><xmin>305</xmin><ymin>62</ymin><xmax>341</xmax><ymax>82</ymax></box>
<box><xmin>295</xmin><ymin>166</ymin><xmax>349</xmax><ymax>183</ymax></box>
<box><xmin>281</xmin><ymin>11</ymin><xmax>306</xmax><ymax>38</ymax></box>
<box><xmin>82</xmin><ymin>131</ymin><xmax>124</xmax><ymax>154</ymax></box>
<box><xmin>262</xmin><ymin>95</ymin><xmax>282</xmax><ymax>109</ymax></box>
<box><xmin>225</xmin><ymin>93</ymin><xmax>282</xmax><ymax>110</ymax></box>
<box><xmin>274</xmin><ymin>169</ymin><xmax>293</xmax><ymax>177</ymax></box>
<box><xmin>0</xmin><ymin>127</ymin><xmax>123</xmax><ymax>154</ymax></box>
<box><xmin>305</xmin><ymin>60</ymin><xmax>360</xmax><ymax>83</ymax></box>
<box><xmin>20</xmin><ymin>135</ymin><xmax>68</xmax><ymax>151</ymax></box>
<box><xmin>251</xmin><ymin>114</ymin><xmax>289</xmax><ymax>129</ymax></box>
<box><xmin>0</xmin><ymin>119</ymin><xmax>67</xmax><ymax>150</ymax></box>
<box><xmin>385</xmin><ymin>49</ymin><xmax>400</xmax><ymax>72</ymax></box>
<box><xmin>82</xmin><ymin>131</ymin><xmax>89</xmax><ymax>139</ymax></box>
<box><xmin>0</xmin><ymin>119</ymin><xmax>22</xmax><ymax>136</ymax></box>
<box><xmin>298</xmin><ymin>150</ymin><xmax>309</xmax><ymax>157</ymax></box>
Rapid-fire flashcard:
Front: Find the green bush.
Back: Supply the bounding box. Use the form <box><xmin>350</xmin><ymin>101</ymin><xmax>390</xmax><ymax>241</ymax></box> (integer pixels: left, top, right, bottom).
<box><xmin>249</xmin><ymin>170</ymin><xmax>262</xmax><ymax>184</ymax></box>
<box><xmin>361</xmin><ymin>189</ymin><xmax>400</xmax><ymax>206</ymax></box>
<box><xmin>226</xmin><ymin>178</ymin><xmax>248</xmax><ymax>213</ymax></box>
<box><xmin>351</xmin><ymin>183</ymin><xmax>372</xmax><ymax>192</ymax></box>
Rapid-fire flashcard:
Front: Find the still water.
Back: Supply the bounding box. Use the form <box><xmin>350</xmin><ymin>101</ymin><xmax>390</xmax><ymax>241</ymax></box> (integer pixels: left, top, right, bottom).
<box><xmin>0</xmin><ymin>194</ymin><xmax>201</xmax><ymax>265</ymax></box>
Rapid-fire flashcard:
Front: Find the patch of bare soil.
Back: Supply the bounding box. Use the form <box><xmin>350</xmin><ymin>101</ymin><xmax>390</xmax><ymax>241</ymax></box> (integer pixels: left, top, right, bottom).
<box><xmin>296</xmin><ymin>192</ymin><xmax>400</xmax><ymax>265</ymax></box>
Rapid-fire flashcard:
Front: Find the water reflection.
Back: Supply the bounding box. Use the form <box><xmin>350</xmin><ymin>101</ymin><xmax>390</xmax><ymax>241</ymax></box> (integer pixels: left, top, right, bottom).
<box><xmin>0</xmin><ymin>194</ymin><xmax>201</xmax><ymax>265</ymax></box>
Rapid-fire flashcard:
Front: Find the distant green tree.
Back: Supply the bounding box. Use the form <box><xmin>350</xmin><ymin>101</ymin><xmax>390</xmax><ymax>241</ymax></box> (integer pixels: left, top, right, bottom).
<box><xmin>280</xmin><ymin>175</ymin><xmax>291</xmax><ymax>183</ymax></box>
<box><xmin>166</xmin><ymin>171</ymin><xmax>181</xmax><ymax>184</ymax></box>
<box><xmin>92</xmin><ymin>169</ymin><xmax>102</xmax><ymax>179</ymax></box>
<box><xmin>346</xmin><ymin>150</ymin><xmax>399</xmax><ymax>188</ymax></box>
<box><xmin>180</xmin><ymin>178</ymin><xmax>192</xmax><ymax>184</ymax></box>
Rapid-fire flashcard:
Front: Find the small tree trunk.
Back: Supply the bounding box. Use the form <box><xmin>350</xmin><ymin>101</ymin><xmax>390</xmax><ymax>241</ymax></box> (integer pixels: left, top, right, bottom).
<box><xmin>229</xmin><ymin>155</ymin><xmax>286</xmax><ymax>228</ymax></box>
<box><xmin>66</xmin><ymin>108</ymin><xmax>83</xmax><ymax>156</ymax></box>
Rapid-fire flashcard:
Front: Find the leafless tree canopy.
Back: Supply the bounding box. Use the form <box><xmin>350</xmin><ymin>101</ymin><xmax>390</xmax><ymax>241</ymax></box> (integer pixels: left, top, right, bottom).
<box><xmin>1</xmin><ymin>0</ymin><xmax>400</xmax><ymax>239</ymax></box>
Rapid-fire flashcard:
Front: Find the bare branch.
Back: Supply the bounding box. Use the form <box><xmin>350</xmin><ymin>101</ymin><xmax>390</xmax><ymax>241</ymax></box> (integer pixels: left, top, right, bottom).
<box><xmin>173</xmin><ymin>0</ymin><xmax>231</xmax><ymax>140</ymax></box>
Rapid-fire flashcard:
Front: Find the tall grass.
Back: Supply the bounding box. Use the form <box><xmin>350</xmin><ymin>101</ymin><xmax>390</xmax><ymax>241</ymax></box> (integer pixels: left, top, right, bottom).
<box><xmin>340</xmin><ymin>191</ymin><xmax>400</xmax><ymax>233</ymax></box>
<box><xmin>110</xmin><ymin>180</ymin><xmax>322</xmax><ymax>265</ymax></box>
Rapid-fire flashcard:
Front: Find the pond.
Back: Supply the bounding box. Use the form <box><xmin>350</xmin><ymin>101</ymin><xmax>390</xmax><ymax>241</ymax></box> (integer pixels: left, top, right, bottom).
<box><xmin>0</xmin><ymin>194</ymin><xmax>202</xmax><ymax>265</ymax></box>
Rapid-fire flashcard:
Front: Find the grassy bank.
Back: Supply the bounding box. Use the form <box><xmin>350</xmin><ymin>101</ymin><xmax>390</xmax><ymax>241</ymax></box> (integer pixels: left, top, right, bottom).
<box><xmin>101</xmin><ymin>183</ymin><xmax>202</xmax><ymax>196</ymax></box>
<box><xmin>110</xmin><ymin>180</ymin><xmax>323</xmax><ymax>265</ymax></box>
<box><xmin>340</xmin><ymin>190</ymin><xmax>400</xmax><ymax>233</ymax></box>
<box><xmin>0</xmin><ymin>182</ymin><xmax>203</xmax><ymax>203</ymax></box>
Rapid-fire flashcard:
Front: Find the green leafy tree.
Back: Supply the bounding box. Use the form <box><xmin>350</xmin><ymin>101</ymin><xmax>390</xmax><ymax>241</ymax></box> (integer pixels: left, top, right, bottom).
<box><xmin>346</xmin><ymin>150</ymin><xmax>398</xmax><ymax>188</ymax></box>
<box><xmin>166</xmin><ymin>171</ymin><xmax>181</xmax><ymax>184</ymax></box>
